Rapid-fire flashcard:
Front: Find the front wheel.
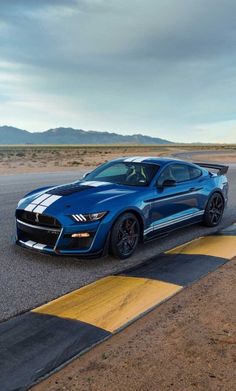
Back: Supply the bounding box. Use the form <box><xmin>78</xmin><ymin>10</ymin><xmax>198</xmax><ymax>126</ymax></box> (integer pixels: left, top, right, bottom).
<box><xmin>110</xmin><ymin>212</ymin><xmax>140</xmax><ymax>259</ymax></box>
<box><xmin>203</xmin><ymin>192</ymin><xmax>224</xmax><ymax>227</ymax></box>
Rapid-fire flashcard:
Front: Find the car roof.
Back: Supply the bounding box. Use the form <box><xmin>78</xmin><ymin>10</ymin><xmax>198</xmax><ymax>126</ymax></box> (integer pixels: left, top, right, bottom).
<box><xmin>114</xmin><ymin>156</ymin><xmax>196</xmax><ymax>167</ymax></box>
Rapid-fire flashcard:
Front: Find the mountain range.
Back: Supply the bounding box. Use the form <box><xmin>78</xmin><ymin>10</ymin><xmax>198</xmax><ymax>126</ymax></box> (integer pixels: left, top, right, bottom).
<box><xmin>0</xmin><ymin>126</ymin><xmax>172</xmax><ymax>145</ymax></box>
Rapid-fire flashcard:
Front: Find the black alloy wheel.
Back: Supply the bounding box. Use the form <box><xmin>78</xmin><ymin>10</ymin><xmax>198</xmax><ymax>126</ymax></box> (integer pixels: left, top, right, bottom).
<box><xmin>203</xmin><ymin>192</ymin><xmax>224</xmax><ymax>227</ymax></box>
<box><xmin>110</xmin><ymin>212</ymin><xmax>140</xmax><ymax>259</ymax></box>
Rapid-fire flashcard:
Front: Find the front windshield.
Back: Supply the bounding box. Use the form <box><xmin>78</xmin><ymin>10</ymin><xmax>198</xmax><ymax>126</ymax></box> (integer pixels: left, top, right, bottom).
<box><xmin>84</xmin><ymin>161</ymin><xmax>159</xmax><ymax>187</ymax></box>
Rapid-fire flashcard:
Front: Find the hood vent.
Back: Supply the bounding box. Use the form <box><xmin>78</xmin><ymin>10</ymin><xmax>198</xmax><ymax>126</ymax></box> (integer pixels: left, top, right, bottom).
<box><xmin>47</xmin><ymin>183</ymin><xmax>93</xmax><ymax>196</ymax></box>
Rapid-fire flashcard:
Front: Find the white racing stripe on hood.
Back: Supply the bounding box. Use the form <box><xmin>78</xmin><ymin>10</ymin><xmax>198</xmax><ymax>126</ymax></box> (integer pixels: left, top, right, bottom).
<box><xmin>24</xmin><ymin>194</ymin><xmax>61</xmax><ymax>214</ymax></box>
<box><xmin>40</xmin><ymin>194</ymin><xmax>61</xmax><ymax>206</ymax></box>
<box><xmin>25</xmin><ymin>204</ymin><xmax>36</xmax><ymax>212</ymax></box>
<box><xmin>33</xmin><ymin>205</ymin><xmax>47</xmax><ymax>214</ymax></box>
<box><xmin>32</xmin><ymin>193</ymin><xmax>52</xmax><ymax>205</ymax></box>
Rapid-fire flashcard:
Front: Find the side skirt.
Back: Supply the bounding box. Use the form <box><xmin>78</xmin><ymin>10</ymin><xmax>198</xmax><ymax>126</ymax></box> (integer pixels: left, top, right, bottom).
<box><xmin>143</xmin><ymin>216</ymin><xmax>204</xmax><ymax>242</ymax></box>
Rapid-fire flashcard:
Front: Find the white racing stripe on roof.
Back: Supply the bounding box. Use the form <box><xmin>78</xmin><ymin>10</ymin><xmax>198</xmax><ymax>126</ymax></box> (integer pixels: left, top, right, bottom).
<box><xmin>80</xmin><ymin>181</ymin><xmax>109</xmax><ymax>187</ymax></box>
<box><xmin>124</xmin><ymin>156</ymin><xmax>141</xmax><ymax>162</ymax></box>
<box><xmin>132</xmin><ymin>157</ymin><xmax>152</xmax><ymax>162</ymax></box>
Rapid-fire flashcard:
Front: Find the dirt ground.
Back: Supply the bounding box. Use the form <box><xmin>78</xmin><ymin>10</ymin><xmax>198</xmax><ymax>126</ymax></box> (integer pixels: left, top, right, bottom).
<box><xmin>0</xmin><ymin>145</ymin><xmax>236</xmax><ymax>175</ymax></box>
<box><xmin>33</xmin><ymin>257</ymin><xmax>236</xmax><ymax>391</ymax></box>
<box><xmin>0</xmin><ymin>145</ymin><xmax>173</xmax><ymax>175</ymax></box>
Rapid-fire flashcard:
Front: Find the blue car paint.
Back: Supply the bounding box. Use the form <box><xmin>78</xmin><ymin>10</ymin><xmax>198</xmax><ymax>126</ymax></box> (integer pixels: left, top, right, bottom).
<box><xmin>15</xmin><ymin>157</ymin><xmax>228</xmax><ymax>257</ymax></box>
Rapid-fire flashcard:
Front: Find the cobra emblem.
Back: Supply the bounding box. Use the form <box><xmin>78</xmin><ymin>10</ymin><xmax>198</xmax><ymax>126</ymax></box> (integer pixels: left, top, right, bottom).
<box><xmin>35</xmin><ymin>213</ymin><xmax>40</xmax><ymax>223</ymax></box>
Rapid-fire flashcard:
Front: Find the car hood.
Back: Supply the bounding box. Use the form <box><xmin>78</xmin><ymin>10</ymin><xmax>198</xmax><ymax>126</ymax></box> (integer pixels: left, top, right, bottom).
<box><xmin>19</xmin><ymin>180</ymin><xmax>139</xmax><ymax>215</ymax></box>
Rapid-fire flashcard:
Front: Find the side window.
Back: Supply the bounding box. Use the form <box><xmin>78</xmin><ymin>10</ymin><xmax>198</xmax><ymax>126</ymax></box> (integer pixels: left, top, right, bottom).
<box><xmin>170</xmin><ymin>164</ymin><xmax>191</xmax><ymax>182</ymax></box>
<box><xmin>159</xmin><ymin>163</ymin><xmax>191</xmax><ymax>183</ymax></box>
<box><xmin>189</xmin><ymin>166</ymin><xmax>202</xmax><ymax>180</ymax></box>
<box><xmin>158</xmin><ymin>163</ymin><xmax>202</xmax><ymax>184</ymax></box>
<box><xmin>158</xmin><ymin>166</ymin><xmax>175</xmax><ymax>184</ymax></box>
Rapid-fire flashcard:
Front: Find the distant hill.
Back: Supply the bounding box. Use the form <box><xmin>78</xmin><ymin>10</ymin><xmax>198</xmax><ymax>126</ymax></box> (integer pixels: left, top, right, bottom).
<box><xmin>0</xmin><ymin>126</ymin><xmax>34</xmax><ymax>144</ymax></box>
<box><xmin>0</xmin><ymin>126</ymin><xmax>173</xmax><ymax>145</ymax></box>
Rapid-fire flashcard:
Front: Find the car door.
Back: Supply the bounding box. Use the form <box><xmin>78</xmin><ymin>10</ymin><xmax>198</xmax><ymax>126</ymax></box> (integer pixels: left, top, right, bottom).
<box><xmin>149</xmin><ymin>163</ymin><xmax>204</xmax><ymax>235</ymax></box>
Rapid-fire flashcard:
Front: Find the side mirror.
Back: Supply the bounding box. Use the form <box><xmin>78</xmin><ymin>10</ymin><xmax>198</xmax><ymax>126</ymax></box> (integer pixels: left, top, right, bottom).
<box><xmin>82</xmin><ymin>172</ymin><xmax>90</xmax><ymax>179</ymax></box>
<box><xmin>158</xmin><ymin>179</ymin><xmax>176</xmax><ymax>187</ymax></box>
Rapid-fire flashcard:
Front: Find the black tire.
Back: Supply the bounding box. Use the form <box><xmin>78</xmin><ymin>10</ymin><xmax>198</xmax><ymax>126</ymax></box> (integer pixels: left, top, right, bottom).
<box><xmin>203</xmin><ymin>192</ymin><xmax>224</xmax><ymax>227</ymax></box>
<box><xmin>110</xmin><ymin>212</ymin><xmax>140</xmax><ymax>259</ymax></box>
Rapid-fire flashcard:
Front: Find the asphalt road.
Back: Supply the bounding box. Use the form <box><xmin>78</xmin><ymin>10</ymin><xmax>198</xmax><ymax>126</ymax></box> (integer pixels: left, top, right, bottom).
<box><xmin>1</xmin><ymin>164</ymin><xmax>236</xmax><ymax>323</ymax></box>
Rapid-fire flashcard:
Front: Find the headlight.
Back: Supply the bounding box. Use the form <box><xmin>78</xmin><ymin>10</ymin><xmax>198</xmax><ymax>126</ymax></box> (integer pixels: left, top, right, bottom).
<box><xmin>72</xmin><ymin>212</ymin><xmax>107</xmax><ymax>222</ymax></box>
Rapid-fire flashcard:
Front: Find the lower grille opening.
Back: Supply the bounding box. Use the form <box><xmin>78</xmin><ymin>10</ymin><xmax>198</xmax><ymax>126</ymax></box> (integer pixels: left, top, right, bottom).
<box><xmin>17</xmin><ymin>222</ymin><xmax>60</xmax><ymax>248</ymax></box>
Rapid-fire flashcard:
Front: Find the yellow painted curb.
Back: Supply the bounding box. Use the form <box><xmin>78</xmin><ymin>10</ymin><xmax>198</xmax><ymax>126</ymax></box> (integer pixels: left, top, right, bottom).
<box><xmin>33</xmin><ymin>275</ymin><xmax>182</xmax><ymax>332</ymax></box>
<box><xmin>167</xmin><ymin>235</ymin><xmax>236</xmax><ymax>259</ymax></box>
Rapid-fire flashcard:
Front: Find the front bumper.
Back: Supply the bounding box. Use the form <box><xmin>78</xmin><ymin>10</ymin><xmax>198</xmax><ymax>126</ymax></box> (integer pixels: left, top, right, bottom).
<box><xmin>15</xmin><ymin>214</ymin><xmax>109</xmax><ymax>257</ymax></box>
<box><xmin>16</xmin><ymin>238</ymin><xmax>105</xmax><ymax>257</ymax></box>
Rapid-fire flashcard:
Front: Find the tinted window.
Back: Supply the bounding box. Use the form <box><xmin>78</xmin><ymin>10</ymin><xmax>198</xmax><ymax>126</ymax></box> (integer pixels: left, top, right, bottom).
<box><xmin>189</xmin><ymin>166</ymin><xmax>202</xmax><ymax>179</ymax></box>
<box><xmin>159</xmin><ymin>163</ymin><xmax>190</xmax><ymax>183</ymax></box>
<box><xmin>95</xmin><ymin>163</ymin><xmax>128</xmax><ymax>178</ymax></box>
<box><xmin>159</xmin><ymin>163</ymin><xmax>202</xmax><ymax>184</ymax></box>
<box><xmin>84</xmin><ymin>161</ymin><xmax>159</xmax><ymax>187</ymax></box>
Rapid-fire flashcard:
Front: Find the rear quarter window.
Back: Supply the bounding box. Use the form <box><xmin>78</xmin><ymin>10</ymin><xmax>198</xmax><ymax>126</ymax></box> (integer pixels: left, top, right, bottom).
<box><xmin>189</xmin><ymin>166</ymin><xmax>202</xmax><ymax>179</ymax></box>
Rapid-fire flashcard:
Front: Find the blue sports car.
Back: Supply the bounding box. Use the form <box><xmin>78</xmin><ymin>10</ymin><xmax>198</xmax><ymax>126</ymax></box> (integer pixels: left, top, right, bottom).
<box><xmin>15</xmin><ymin>157</ymin><xmax>229</xmax><ymax>259</ymax></box>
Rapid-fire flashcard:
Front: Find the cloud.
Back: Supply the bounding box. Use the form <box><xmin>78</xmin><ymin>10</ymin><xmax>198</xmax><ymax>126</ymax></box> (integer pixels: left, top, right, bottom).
<box><xmin>0</xmin><ymin>0</ymin><xmax>236</xmax><ymax>142</ymax></box>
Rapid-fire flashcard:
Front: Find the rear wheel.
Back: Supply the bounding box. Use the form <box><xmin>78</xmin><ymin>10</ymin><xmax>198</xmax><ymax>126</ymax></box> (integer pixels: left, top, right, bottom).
<box><xmin>203</xmin><ymin>192</ymin><xmax>224</xmax><ymax>227</ymax></box>
<box><xmin>110</xmin><ymin>212</ymin><xmax>140</xmax><ymax>259</ymax></box>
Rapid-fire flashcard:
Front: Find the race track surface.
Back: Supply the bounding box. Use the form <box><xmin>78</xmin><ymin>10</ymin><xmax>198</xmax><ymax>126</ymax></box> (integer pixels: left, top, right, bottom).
<box><xmin>1</xmin><ymin>166</ymin><xmax>236</xmax><ymax>322</ymax></box>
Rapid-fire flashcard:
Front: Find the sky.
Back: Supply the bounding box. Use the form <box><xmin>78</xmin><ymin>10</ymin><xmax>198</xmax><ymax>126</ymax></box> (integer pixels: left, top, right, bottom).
<box><xmin>0</xmin><ymin>0</ymin><xmax>236</xmax><ymax>143</ymax></box>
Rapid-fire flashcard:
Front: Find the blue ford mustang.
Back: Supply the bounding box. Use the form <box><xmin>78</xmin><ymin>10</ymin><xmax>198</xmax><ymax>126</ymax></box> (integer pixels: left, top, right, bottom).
<box><xmin>15</xmin><ymin>157</ymin><xmax>229</xmax><ymax>259</ymax></box>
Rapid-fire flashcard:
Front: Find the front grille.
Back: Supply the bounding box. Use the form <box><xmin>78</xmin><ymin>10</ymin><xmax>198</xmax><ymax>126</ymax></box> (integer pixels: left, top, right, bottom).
<box><xmin>16</xmin><ymin>210</ymin><xmax>61</xmax><ymax>229</ymax></box>
<box><xmin>17</xmin><ymin>220</ymin><xmax>60</xmax><ymax>247</ymax></box>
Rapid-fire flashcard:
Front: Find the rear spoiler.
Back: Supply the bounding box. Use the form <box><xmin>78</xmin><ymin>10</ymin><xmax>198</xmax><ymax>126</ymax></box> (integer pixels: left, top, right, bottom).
<box><xmin>194</xmin><ymin>162</ymin><xmax>229</xmax><ymax>176</ymax></box>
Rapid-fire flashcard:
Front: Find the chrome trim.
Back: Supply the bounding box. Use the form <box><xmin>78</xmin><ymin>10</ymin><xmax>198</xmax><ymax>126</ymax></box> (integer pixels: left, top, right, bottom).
<box><xmin>16</xmin><ymin>219</ymin><xmax>61</xmax><ymax>233</ymax></box>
